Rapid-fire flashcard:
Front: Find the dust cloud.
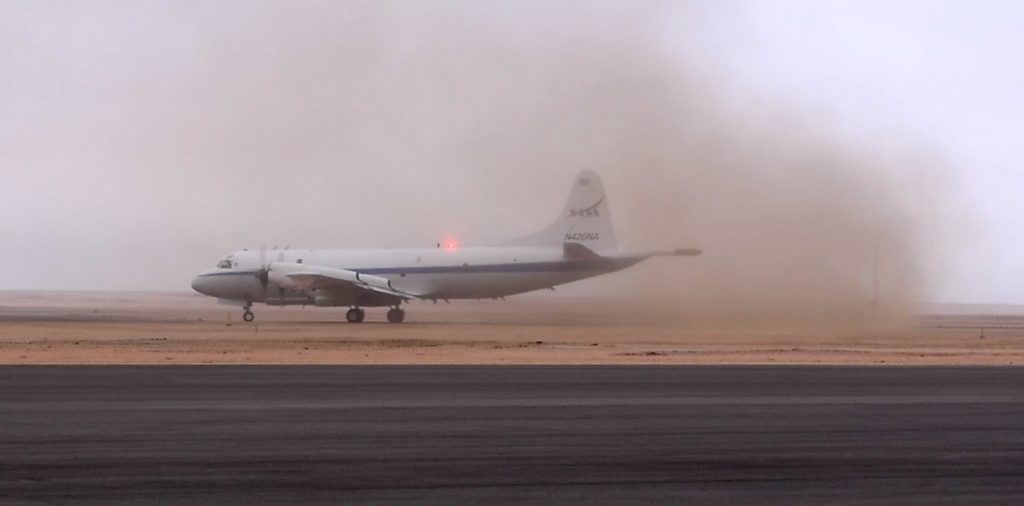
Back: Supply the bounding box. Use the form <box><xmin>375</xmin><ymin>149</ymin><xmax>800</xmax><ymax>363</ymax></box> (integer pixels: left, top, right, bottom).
<box><xmin>341</xmin><ymin>1</ymin><xmax>960</xmax><ymax>328</ymax></box>
<box><xmin>1</xmin><ymin>1</ymin><xmax>965</xmax><ymax>328</ymax></box>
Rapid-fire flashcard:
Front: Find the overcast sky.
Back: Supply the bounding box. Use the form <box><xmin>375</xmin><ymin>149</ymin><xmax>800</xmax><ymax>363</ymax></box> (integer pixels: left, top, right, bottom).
<box><xmin>1</xmin><ymin>1</ymin><xmax>1021</xmax><ymax>304</ymax></box>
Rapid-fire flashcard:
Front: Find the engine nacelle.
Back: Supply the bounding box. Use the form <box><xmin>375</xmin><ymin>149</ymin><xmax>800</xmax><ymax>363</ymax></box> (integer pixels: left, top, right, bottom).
<box><xmin>267</xmin><ymin>268</ymin><xmax>297</xmax><ymax>289</ymax></box>
<box><xmin>354</xmin><ymin>272</ymin><xmax>394</xmax><ymax>290</ymax></box>
<box><xmin>313</xmin><ymin>293</ymin><xmax>337</xmax><ymax>307</ymax></box>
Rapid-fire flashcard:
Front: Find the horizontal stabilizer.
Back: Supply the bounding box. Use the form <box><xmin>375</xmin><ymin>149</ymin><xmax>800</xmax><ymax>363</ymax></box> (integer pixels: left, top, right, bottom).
<box><xmin>674</xmin><ymin>248</ymin><xmax>703</xmax><ymax>256</ymax></box>
<box><xmin>633</xmin><ymin>247</ymin><xmax>703</xmax><ymax>258</ymax></box>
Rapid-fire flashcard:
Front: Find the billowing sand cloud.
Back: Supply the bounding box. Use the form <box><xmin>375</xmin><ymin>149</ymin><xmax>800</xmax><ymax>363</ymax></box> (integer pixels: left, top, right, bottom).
<box><xmin>1</xmin><ymin>1</ymin><xmax>966</xmax><ymax>324</ymax></box>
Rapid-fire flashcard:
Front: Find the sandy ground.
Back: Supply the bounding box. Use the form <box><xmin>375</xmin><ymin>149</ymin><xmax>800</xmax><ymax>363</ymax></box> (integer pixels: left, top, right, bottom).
<box><xmin>1</xmin><ymin>292</ymin><xmax>1023</xmax><ymax>365</ymax></box>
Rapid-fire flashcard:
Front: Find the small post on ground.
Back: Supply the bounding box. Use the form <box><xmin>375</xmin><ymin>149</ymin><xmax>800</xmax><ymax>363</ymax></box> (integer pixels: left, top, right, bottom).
<box><xmin>872</xmin><ymin>242</ymin><xmax>880</xmax><ymax>306</ymax></box>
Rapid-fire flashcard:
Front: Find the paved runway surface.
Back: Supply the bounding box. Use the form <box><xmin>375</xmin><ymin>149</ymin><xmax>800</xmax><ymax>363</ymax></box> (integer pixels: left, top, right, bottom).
<box><xmin>2</xmin><ymin>366</ymin><xmax>1024</xmax><ymax>505</ymax></box>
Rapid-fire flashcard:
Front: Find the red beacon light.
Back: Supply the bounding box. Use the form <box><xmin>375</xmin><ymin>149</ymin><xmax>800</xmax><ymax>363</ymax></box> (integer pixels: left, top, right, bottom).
<box><xmin>441</xmin><ymin>237</ymin><xmax>460</xmax><ymax>251</ymax></box>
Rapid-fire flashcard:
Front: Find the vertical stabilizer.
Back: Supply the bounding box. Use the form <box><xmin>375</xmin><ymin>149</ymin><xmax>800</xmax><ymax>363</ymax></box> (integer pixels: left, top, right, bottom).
<box><xmin>501</xmin><ymin>170</ymin><xmax>618</xmax><ymax>251</ymax></box>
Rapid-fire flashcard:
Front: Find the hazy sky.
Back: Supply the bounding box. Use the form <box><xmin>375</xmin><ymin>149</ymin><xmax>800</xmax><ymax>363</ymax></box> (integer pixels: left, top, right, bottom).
<box><xmin>1</xmin><ymin>0</ymin><xmax>1021</xmax><ymax>304</ymax></box>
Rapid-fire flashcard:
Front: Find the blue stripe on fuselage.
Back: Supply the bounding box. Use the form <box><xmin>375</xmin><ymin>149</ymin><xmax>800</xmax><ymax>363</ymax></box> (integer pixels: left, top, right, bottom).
<box><xmin>358</xmin><ymin>259</ymin><xmax>632</xmax><ymax>275</ymax></box>
<box><xmin>196</xmin><ymin>258</ymin><xmax>639</xmax><ymax>277</ymax></box>
<box><xmin>198</xmin><ymin>270</ymin><xmax>261</xmax><ymax>278</ymax></box>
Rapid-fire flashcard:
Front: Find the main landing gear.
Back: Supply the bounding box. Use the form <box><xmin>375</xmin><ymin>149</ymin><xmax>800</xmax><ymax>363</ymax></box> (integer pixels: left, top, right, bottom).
<box><xmin>344</xmin><ymin>306</ymin><xmax>405</xmax><ymax>323</ymax></box>
<box><xmin>346</xmin><ymin>307</ymin><xmax>365</xmax><ymax>323</ymax></box>
<box><xmin>242</xmin><ymin>302</ymin><xmax>255</xmax><ymax>322</ymax></box>
<box><xmin>387</xmin><ymin>306</ymin><xmax>405</xmax><ymax>324</ymax></box>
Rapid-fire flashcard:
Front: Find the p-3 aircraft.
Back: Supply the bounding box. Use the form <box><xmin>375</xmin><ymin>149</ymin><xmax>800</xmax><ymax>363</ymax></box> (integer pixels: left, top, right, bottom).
<box><xmin>191</xmin><ymin>171</ymin><xmax>701</xmax><ymax>323</ymax></box>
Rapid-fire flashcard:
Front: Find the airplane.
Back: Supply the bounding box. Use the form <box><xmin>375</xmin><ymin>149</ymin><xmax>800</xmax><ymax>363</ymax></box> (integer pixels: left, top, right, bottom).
<box><xmin>190</xmin><ymin>171</ymin><xmax>701</xmax><ymax>323</ymax></box>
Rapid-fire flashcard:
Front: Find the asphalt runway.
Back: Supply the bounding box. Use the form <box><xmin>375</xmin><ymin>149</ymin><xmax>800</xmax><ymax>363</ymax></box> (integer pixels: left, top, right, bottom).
<box><xmin>2</xmin><ymin>366</ymin><xmax>1024</xmax><ymax>505</ymax></box>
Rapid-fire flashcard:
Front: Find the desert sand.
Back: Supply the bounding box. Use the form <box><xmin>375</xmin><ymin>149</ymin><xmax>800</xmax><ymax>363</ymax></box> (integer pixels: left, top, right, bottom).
<box><xmin>0</xmin><ymin>291</ymin><xmax>1022</xmax><ymax>365</ymax></box>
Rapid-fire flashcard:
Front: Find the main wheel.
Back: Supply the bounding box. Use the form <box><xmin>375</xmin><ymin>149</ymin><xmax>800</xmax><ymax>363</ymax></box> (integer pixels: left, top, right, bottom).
<box><xmin>346</xmin><ymin>308</ymin><xmax>365</xmax><ymax>323</ymax></box>
<box><xmin>242</xmin><ymin>310</ymin><xmax>255</xmax><ymax>322</ymax></box>
<box><xmin>387</xmin><ymin>307</ymin><xmax>405</xmax><ymax>324</ymax></box>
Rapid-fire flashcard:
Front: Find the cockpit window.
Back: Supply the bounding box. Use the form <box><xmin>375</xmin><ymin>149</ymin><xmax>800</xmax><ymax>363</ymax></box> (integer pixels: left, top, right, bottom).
<box><xmin>216</xmin><ymin>259</ymin><xmax>233</xmax><ymax>269</ymax></box>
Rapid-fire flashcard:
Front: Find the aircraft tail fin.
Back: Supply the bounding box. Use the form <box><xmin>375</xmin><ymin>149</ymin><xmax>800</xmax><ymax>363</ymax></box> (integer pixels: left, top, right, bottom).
<box><xmin>502</xmin><ymin>170</ymin><xmax>618</xmax><ymax>251</ymax></box>
<box><xmin>563</xmin><ymin>241</ymin><xmax>603</xmax><ymax>260</ymax></box>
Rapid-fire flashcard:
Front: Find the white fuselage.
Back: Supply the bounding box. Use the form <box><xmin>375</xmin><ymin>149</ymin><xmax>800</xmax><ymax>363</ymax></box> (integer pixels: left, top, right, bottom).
<box><xmin>189</xmin><ymin>170</ymin><xmax>697</xmax><ymax>316</ymax></box>
<box><xmin>191</xmin><ymin>246</ymin><xmax>643</xmax><ymax>307</ymax></box>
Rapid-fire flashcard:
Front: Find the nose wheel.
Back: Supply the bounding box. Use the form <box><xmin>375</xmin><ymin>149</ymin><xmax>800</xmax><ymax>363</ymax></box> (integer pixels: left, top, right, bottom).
<box><xmin>242</xmin><ymin>302</ymin><xmax>254</xmax><ymax>322</ymax></box>
<box><xmin>346</xmin><ymin>307</ymin><xmax>365</xmax><ymax>323</ymax></box>
<box><xmin>387</xmin><ymin>307</ymin><xmax>405</xmax><ymax>324</ymax></box>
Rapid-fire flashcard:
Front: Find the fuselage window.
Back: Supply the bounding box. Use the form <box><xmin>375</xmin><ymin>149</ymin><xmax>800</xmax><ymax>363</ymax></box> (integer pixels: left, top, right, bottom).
<box><xmin>297</xmin><ymin>259</ymin><xmax>303</xmax><ymax>264</ymax></box>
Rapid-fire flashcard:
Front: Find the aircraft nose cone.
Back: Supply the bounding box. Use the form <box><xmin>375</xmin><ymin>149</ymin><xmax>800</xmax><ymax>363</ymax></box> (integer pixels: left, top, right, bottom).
<box><xmin>191</xmin><ymin>275</ymin><xmax>211</xmax><ymax>295</ymax></box>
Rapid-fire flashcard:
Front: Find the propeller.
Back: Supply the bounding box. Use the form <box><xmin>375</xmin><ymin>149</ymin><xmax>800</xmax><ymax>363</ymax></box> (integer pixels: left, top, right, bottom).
<box><xmin>255</xmin><ymin>246</ymin><xmax>269</xmax><ymax>289</ymax></box>
<box><xmin>254</xmin><ymin>246</ymin><xmax>290</xmax><ymax>296</ymax></box>
<box><xmin>256</xmin><ymin>268</ymin><xmax>270</xmax><ymax>289</ymax></box>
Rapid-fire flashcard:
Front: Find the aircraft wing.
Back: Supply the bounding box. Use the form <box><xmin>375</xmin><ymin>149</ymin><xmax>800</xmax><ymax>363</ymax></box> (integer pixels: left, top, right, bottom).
<box><xmin>269</xmin><ymin>262</ymin><xmax>420</xmax><ymax>301</ymax></box>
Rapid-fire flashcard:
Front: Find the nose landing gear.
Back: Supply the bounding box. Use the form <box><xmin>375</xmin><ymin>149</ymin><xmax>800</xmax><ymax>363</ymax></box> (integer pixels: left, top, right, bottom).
<box><xmin>387</xmin><ymin>306</ymin><xmax>405</xmax><ymax>324</ymax></box>
<box><xmin>346</xmin><ymin>307</ymin><xmax>366</xmax><ymax>323</ymax></box>
<box><xmin>242</xmin><ymin>302</ymin><xmax>254</xmax><ymax>322</ymax></box>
